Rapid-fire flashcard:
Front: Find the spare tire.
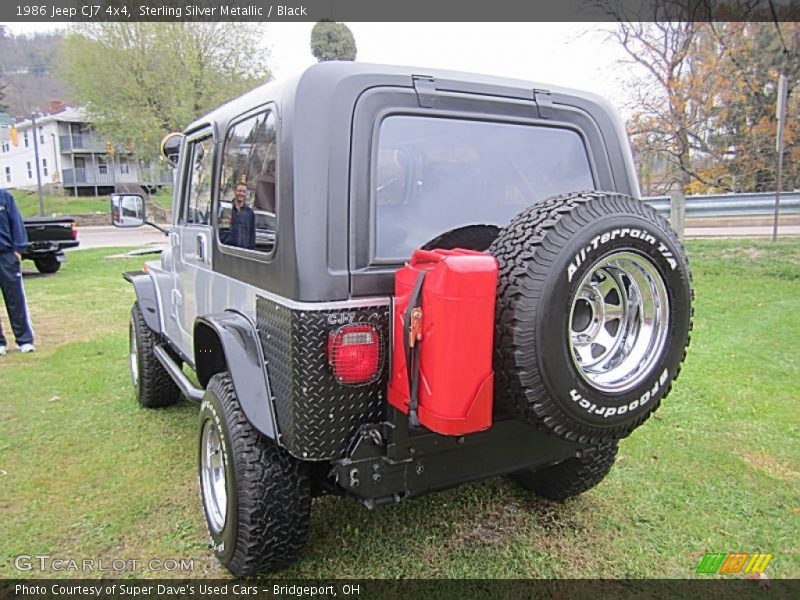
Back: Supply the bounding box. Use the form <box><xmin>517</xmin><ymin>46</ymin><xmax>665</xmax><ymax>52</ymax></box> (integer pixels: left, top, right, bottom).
<box><xmin>490</xmin><ymin>191</ymin><xmax>692</xmax><ymax>444</ymax></box>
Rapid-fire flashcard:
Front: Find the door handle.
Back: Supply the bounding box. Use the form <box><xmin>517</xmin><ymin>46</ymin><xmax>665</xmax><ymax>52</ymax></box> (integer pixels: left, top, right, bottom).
<box><xmin>196</xmin><ymin>235</ymin><xmax>206</xmax><ymax>261</ymax></box>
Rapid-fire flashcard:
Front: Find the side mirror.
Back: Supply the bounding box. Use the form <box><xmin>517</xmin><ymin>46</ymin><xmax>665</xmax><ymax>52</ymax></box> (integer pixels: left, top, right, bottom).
<box><xmin>111</xmin><ymin>193</ymin><xmax>146</xmax><ymax>228</ymax></box>
<box><xmin>160</xmin><ymin>132</ymin><xmax>184</xmax><ymax>167</ymax></box>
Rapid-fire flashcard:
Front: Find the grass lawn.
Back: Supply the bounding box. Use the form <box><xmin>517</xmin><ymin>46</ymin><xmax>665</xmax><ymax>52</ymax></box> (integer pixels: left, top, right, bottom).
<box><xmin>13</xmin><ymin>188</ymin><xmax>173</xmax><ymax>219</ymax></box>
<box><xmin>0</xmin><ymin>240</ymin><xmax>798</xmax><ymax>579</ymax></box>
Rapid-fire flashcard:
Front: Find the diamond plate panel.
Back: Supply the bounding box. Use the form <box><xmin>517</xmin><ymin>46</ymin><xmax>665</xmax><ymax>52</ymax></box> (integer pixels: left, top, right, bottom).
<box><xmin>256</xmin><ymin>297</ymin><xmax>389</xmax><ymax>460</ymax></box>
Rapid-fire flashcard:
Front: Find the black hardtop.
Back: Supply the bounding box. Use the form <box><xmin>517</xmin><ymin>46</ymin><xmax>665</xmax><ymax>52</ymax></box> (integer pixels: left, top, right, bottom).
<box><xmin>186</xmin><ymin>62</ymin><xmax>633</xmax><ymax>163</ymax></box>
<box><xmin>183</xmin><ymin>62</ymin><xmax>639</xmax><ymax>303</ymax></box>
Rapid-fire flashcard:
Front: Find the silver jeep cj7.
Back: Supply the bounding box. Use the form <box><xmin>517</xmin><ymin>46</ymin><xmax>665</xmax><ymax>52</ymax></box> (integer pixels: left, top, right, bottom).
<box><xmin>112</xmin><ymin>62</ymin><xmax>692</xmax><ymax>576</ymax></box>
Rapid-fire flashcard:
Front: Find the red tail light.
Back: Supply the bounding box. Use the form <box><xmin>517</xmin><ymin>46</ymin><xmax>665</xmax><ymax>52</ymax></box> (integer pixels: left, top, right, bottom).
<box><xmin>327</xmin><ymin>323</ymin><xmax>381</xmax><ymax>385</ymax></box>
<box><xmin>70</xmin><ymin>222</ymin><xmax>78</xmax><ymax>239</ymax></box>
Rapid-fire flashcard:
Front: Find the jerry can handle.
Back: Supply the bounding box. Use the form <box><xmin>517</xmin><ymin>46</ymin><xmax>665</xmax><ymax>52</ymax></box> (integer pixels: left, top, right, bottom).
<box><xmin>409</xmin><ymin>248</ymin><xmax>445</xmax><ymax>266</ymax></box>
<box><xmin>403</xmin><ymin>269</ymin><xmax>427</xmax><ymax>428</ymax></box>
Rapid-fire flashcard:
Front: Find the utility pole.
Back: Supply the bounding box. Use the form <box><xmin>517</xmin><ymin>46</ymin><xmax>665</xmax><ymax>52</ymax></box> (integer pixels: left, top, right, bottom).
<box><xmin>31</xmin><ymin>112</ymin><xmax>44</xmax><ymax>216</ymax></box>
<box><xmin>49</xmin><ymin>133</ymin><xmax>60</xmax><ymax>192</ymax></box>
<box><xmin>772</xmin><ymin>73</ymin><xmax>788</xmax><ymax>242</ymax></box>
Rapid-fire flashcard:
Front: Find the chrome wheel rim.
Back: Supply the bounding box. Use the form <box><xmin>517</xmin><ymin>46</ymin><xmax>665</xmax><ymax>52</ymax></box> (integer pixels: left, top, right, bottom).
<box><xmin>568</xmin><ymin>251</ymin><xmax>669</xmax><ymax>393</ymax></box>
<box><xmin>129</xmin><ymin>321</ymin><xmax>139</xmax><ymax>388</ymax></box>
<box><xmin>200</xmin><ymin>418</ymin><xmax>227</xmax><ymax>533</ymax></box>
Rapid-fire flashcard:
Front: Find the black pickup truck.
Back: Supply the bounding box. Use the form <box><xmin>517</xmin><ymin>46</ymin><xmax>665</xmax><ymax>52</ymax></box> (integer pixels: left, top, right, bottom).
<box><xmin>22</xmin><ymin>216</ymin><xmax>79</xmax><ymax>273</ymax></box>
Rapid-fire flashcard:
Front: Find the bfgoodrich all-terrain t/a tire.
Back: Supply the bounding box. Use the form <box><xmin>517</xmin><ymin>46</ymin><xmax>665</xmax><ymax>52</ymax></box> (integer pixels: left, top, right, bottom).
<box><xmin>491</xmin><ymin>191</ymin><xmax>693</xmax><ymax>445</ymax></box>
<box><xmin>129</xmin><ymin>302</ymin><xmax>180</xmax><ymax>408</ymax></box>
<box><xmin>199</xmin><ymin>372</ymin><xmax>311</xmax><ymax>576</ymax></box>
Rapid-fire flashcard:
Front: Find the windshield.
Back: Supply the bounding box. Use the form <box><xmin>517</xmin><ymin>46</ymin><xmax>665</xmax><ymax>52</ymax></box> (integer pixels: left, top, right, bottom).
<box><xmin>374</xmin><ymin>115</ymin><xmax>595</xmax><ymax>260</ymax></box>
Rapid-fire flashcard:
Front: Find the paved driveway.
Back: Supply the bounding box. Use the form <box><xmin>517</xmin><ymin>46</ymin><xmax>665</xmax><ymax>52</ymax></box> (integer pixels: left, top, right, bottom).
<box><xmin>684</xmin><ymin>225</ymin><xmax>800</xmax><ymax>238</ymax></box>
<box><xmin>73</xmin><ymin>226</ymin><xmax>168</xmax><ymax>249</ymax></box>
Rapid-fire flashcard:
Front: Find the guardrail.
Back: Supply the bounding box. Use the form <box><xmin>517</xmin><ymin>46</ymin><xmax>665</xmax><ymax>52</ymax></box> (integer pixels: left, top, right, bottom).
<box><xmin>643</xmin><ymin>191</ymin><xmax>800</xmax><ymax>218</ymax></box>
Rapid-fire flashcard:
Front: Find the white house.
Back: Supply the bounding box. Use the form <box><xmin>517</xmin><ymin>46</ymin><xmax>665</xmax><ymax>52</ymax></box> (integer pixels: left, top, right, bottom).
<box><xmin>0</xmin><ymin>104</ymin><xmax>170</xmax><ymax>196</ymax></box>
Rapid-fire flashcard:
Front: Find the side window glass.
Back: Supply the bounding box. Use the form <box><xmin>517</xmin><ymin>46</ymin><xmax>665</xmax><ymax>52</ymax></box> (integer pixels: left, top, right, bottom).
<box><xmin>218</xmin><ymin>111</ymin><xmax>277</xmax><ymax>253</ymax></box>
<box><xmin>182</xmin><ymin>137</ymin><xmax>214</xmax><ymax>225</ymax></box>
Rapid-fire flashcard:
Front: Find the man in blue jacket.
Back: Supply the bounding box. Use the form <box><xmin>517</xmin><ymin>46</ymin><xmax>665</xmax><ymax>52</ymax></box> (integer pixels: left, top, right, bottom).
<box><xmin>221</xmin><ymin>183</ymin><xmax>256</xmax><ymax>250</ymax></box>
<box><xmin>0</xmin><ymin>188</ymin><xmax>35</xmax><ymax>355</ymax></box>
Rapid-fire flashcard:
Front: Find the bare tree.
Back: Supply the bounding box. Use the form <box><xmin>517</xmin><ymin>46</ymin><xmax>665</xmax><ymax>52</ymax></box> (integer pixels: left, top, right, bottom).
<box><xmin>609</xmin><ymin>21</ymin><xmax>720</xmax><ymax>194</ymax></box>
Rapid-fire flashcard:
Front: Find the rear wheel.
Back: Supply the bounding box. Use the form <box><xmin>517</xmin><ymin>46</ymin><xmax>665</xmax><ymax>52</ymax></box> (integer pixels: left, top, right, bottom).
<box><xmin>511</xmin><ymin>443</ymin><xmax>619</xmax><ymax>500</ymax></box>
<box><xmin>129</xmin><ymin>302</ymin><xmax>180</xmax><ymax>408</ymax></box>
<box><xmin>33</xmin><ymin>256</ymin><xmax>61</xmax><ymax>274</ymax></box>
<box><xmin>199</xmin><ymin>372</ymin><xmax>311</xmax><ymax>576</ymax></box>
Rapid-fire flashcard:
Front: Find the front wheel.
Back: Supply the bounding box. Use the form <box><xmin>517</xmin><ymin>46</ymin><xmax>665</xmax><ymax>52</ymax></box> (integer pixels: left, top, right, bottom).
<box><xmin>199</xmin><ymin>372</ymin><xmax>311</xmax><ymax>576</ymax></box>
<box><xmin>129</xmin><ymin>302</ymin><xmax>180</xmax><ymax>408</ymax></box>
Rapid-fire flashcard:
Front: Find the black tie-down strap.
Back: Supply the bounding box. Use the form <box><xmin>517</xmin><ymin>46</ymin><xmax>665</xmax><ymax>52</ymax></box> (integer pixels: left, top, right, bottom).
<box><xmin>403</xmin><ymin>270</ymin><xmax>427</xmax><ymax>428</ymax></box>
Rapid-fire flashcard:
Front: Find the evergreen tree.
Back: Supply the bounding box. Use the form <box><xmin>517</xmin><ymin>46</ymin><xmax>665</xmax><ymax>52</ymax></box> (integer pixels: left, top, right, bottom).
<box><xmin>310</xmin><ymin>21</ymin><xmax>357</xmax><ymax>62</ymax></box>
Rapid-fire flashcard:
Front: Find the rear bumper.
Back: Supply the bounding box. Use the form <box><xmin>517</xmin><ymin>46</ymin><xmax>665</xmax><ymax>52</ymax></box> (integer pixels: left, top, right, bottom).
<box><xmin>21</xmin><ymin>239</ymin><xmax>80</xmax><ymax>258</ymax></box>
<box><xmin>330</xmin><ymin>407</ymin><xmax>588</xmax><ymax>506</ymax></box>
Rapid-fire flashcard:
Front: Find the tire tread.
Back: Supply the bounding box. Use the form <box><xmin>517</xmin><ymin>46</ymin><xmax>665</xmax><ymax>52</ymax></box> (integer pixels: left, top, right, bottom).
<box><xmin>131</xmin><ymin>302</ymin><xmax>180</xmax><ymax>408</ymax></box>
<box><xmin>205</xmin><ymin>372</ymin><xmax>311</xmax><ymax>576</ymax></box>
<box><xmin>512</xmin><ymin>443</ymin><xmax>619</xmax><ymax>501</ymax></box>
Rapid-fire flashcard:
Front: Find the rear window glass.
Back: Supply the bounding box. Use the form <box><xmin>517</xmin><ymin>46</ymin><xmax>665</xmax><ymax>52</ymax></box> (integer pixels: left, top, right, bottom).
<box><xmin>374</xmin><ymin>116</ymin><xmax>595</xmax><ymax>260</ymax></box>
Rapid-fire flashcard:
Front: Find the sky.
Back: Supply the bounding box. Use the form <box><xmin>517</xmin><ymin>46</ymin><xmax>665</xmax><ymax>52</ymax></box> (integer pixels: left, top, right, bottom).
<box><xmin>3</xmin><ymin>22</ymin><xmax>635</xmax><ymax>111</ymax></box>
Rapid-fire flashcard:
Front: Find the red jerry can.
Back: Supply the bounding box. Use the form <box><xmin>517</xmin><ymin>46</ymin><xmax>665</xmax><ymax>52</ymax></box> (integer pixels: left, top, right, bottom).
<box><xmin>387</xmin><ymin>248</ymin><xmax>498</xmax><ymax>435</ymax></box>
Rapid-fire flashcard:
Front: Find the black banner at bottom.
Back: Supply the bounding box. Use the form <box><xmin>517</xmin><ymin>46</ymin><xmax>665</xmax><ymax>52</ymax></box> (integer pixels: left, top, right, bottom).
<box><xmin>1</xmin><ymin>579</ymin><xmax>799</xmax><ymax>600</ymax></box>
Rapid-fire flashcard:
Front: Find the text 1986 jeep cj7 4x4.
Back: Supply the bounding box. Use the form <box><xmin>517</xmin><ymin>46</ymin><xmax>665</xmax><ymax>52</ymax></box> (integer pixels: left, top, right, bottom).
<box><xmin>112</xmin><ymin>63</ymin><xmax>692</xmax><ymax>576</ymax></box>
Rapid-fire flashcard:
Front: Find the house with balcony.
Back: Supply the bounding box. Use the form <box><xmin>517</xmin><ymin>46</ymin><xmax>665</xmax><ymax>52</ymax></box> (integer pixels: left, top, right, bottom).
<box><xmin>0</xmin><ymin>103</ymin><xmax>172</xmax><ymax>196</ymax></box>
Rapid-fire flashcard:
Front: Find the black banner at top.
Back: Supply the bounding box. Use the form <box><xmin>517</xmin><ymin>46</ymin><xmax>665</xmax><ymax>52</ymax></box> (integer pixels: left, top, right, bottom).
<box><xmin>1</xmin><ymin>0</ymin><xmax>799</xmax><ymax>23</ymax></box>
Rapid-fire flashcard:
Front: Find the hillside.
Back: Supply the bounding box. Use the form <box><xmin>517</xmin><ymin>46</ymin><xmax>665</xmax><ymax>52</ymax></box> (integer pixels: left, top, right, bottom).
<box><xmin>0</xmin><ymin>26</ymin><xmax>72</xmax><ymax>118</ymax></box>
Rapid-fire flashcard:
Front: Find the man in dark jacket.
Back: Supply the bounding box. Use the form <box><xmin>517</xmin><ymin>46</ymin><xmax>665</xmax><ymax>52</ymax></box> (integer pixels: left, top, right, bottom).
<box><xmin>0</xmin><ymin>188</ymin><xmax>35</xmax><ymax>355</ymax></box>
<box><xmin>221</xmin><ymin>183</ymin><xmax>256</xmax><ymax>250</ymax></box>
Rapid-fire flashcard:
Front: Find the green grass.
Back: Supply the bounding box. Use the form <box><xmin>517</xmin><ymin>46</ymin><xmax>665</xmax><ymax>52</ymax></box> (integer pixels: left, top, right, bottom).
<box><xmin>13</xmin><ymin>188</ymin><xmax>173</xmax><ymax>218</ymax></box>
<box><xmin>0</xmin><ymin>240</ymin><xmax>798</xmax><ymax>579</ymax></box>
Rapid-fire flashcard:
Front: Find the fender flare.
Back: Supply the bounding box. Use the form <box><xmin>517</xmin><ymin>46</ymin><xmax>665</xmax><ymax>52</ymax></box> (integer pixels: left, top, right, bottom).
<box><xmin>123</xmin><ymin>271</ymin><xmax>161</xmax><ymax>334</ymax></box>
<box><xmin>194</xmin><ymin>312</ymin><xmax>279</xmax><ymax>441</ymax></box>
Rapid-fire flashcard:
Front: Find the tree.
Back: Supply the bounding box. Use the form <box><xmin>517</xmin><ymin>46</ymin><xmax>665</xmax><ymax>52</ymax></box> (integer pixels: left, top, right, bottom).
<box><xmin>310</xmin><ymin>21</ymin><xmax>357</xmax><ymax>62</ymax></box>
<box><xmin>699</xmin><ymin>22</ymin><xmax>800</xmax><ymax>192</ymax></box>
<box><xmin>609</xmin><ymin>15</ymin><xmax>799</xmax><ymax>195</ymax></box>
<box><xmin>58</xmin><ymin>23</ymin><xmax>271</xmax><ymax>158</ymax></box>
<box><xmin>0</xmin><ymin>31</ymin><xmax>68</xmax><ymax>116</ymax></box>
<box><xmin>609</xmin><ymin>21</ymin><xmax>710</xmax><ymax>195</ymax></box>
